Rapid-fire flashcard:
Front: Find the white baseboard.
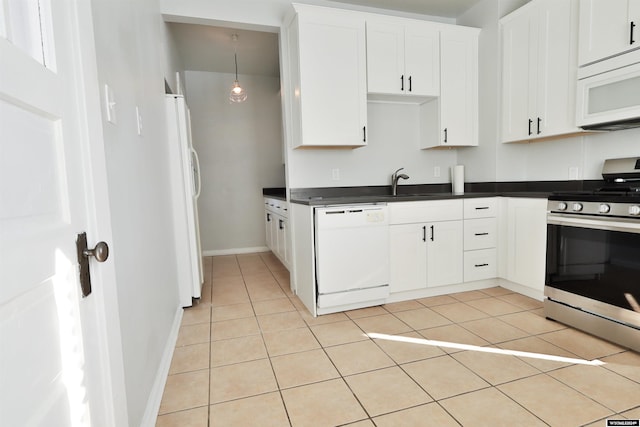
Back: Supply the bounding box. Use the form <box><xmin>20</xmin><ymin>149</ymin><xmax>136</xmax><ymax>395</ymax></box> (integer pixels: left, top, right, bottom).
<box><xmin>202</xmin><ymin>246</ymin><xmax>269</xmax><ymax>256</ymax></box>
<box><xmin>495</xmin><ymin>278</ymin><xmax>544</xmax><ymax>301</ymax></box>
<box><xmin>140</xmin><ymin>306</ymin><xmax>183</xmax><ymax>427</ymax></box>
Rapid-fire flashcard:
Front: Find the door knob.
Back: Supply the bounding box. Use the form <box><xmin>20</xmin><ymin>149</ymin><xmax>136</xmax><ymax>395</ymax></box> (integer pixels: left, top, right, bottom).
<box><xmin>83</xmin><ymin>241</ymin><xmax>109</xmax><ymax>262</ymax></box>
<box><xmin>76</xmin><ymin>232</ymin><xmax>110</xmax><ymax>297</ymax></box>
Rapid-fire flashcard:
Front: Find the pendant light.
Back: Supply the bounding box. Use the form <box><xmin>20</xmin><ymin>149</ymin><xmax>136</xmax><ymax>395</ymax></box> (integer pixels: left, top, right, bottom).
<box><xmin>229</xmin><ymin>34</ymin><xmax>247</xmax><ymax>103</ymax></box>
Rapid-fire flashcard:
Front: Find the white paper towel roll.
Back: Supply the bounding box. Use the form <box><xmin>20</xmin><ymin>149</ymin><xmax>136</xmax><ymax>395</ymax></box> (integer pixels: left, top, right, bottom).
<box><xmin>452</xmin><ymin>165</ymin><xmax>464</xmax><ymax>194</ymax></box>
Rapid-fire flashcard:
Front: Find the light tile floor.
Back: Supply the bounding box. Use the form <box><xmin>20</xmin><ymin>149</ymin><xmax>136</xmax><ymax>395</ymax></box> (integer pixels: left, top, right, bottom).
<box><xmin>156</xmin><ymin>253</ymin><xmax>640</xmax><ymax>427</ymax></box>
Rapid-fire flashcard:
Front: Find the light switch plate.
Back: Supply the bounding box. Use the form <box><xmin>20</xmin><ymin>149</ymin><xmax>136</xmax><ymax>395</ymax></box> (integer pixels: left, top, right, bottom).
<box><xmin>331</xmin><ymin>168</ymin><xmax>340</xmax><ymax>180</ymax></box>
<box><xmin>136</xmin><ymin>106</ymin><xmax>143</xmax><ymax>136</ymax></box>
<box><xmin>434</xmin><ymin>166</ymin><xmax>441</xmax><ymax>177</ymax></box>
<box><xmin>104</xmin><ymin>84</ymin><xmax>116</xmax><ymax>124</ymax></box>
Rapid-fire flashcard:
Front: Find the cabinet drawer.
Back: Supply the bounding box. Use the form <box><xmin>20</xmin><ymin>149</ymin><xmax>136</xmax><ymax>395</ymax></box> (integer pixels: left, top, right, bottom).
<box><xmin>464</xmin><ymin>248</ymin><xmax>497</xmax><ymax>282</ymax></box>
<box><xmin>390</xmin><ymin>200</ymin><xmax>462</xmax><ymax>224</ymax></box>
<box><xmin>464</xmin><ymin>218</ymin><xmax>497</xmax><ymax>250</ymax></box>
<box><xmin>463</xmin><ymin>197</ymin><xmax>497</xmax><ymax>219</ymax></box>
<box><xmin>264</xmin><ymin>197</ymin><xmax>289</xmax><ymax>217</ymax></box>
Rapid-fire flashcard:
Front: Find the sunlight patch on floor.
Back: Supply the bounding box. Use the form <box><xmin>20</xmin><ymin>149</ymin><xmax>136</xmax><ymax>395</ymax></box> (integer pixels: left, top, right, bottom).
<box><xmin>366</xmin><ymin>332</ymin><xmax>606</xmax><ymax>366</ymax></box>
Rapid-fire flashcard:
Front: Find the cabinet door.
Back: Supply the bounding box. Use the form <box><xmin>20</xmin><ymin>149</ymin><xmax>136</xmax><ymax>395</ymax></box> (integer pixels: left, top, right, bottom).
<box><xmin>276</xmin><ymin>216</ymin><xmax>290</xmax><ymax>267</ymax></box>
<box><xmin>389</xmin><ymin>223</ymin><xmax>427</xmax><ymax>293</ymax></box>
<box><xmin>265</xmin><ymin>209</ymin><xmax>274</xmax><ymax>250</ymax></box>
<box><xmin>534</xmin><ymin>0</ymin><xmax>578</xmax><ymax>138</ymax></box>
<box><xmin>296</xmin><ymin>10</ymin><xmax>368</xmax><ymax>147</ymax></box>
<box><xmin>578</xmin><ymin>0</ymin><xmax>637</xmax><ymax>66</ymax></box>
<box><xmin>505</xmin><ymin>198</ymin><xmax>547</xmax><ymax>293</ymax></box>
<box><xmin>501</xmin><ymin>8</ymin><xmax>536</xmax><ymax>143</ymax></box>
<box><xmin>404</xmin><ymin>23</ymin><xmax>440</xmax><ymax>96</ymax></box>
<box><xmin>366</xmin><ymin>21</ymin><xmax>405</xmax><ymax>95</ymax></box>
<box><xmin>427</xmin><ymin>220</ymin><xmax>463</xmax><ymax>287</ymax></box>
<box><xmin>440</xmin><ymin>29</ymin><xmax>478</xmax><ymax>146</ymax></box>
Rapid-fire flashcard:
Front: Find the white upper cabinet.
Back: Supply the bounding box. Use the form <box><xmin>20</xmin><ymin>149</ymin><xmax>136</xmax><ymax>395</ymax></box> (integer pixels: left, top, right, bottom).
<box><xmin>285</xmin><ymin>5</ymin><xmax>368</xmax><ymax>148</ymax></box>
<box><xmin>578</xmin><ymin>0</ymin><xmax>640</xmax><ymax>66</ymax></box>
<box><xmin>501</xmin><ymin>0</ymin><xmax>580</xmax><ymax>143</ymax></box>
<box><xmin>366</xmin><ymin>19</ymin><xmax>440</xmax><ymax>98</ymax></box>
<box><xmin>420</xmin><ymin>26</ymin><xmax>479</xmax><ymax>148</ymax></box>
<box><xmin>438</xmin><ymin>27</ymin><xmax>479</xmax><ymax>147</ymax></box>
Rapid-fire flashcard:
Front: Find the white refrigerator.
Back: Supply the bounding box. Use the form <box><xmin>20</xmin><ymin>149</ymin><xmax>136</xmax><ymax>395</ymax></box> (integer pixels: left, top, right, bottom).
<box><xmin>166</xmin><ymin>94</ymin><xmax>204</xmax><ymax>307</ymax></box>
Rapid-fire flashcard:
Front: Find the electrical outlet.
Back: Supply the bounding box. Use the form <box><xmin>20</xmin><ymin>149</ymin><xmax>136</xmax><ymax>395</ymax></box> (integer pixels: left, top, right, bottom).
<box><xmin>331</xmin><ymin>168</ymin><xmax>340</xmax><ymax>180</ymax></box>
<box><xmin>434</xmin><ymin>166</ymin><xmax>441</xmax><ymax>177</ymax></box>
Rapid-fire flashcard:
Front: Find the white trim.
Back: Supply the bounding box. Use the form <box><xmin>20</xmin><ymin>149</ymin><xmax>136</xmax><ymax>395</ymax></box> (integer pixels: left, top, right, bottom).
<box><xmin>495</xmin><ymin>278</ymin><xmax>544</xmax><ymax>301</ymax></box>
<box><xmin>139</xmin><ymin>307</ymin><xmax>184</xmax><ymax>427</ymax></box>
<box><xmin>203</xmin><ymin>246</ymin><xmax>270</xmax><ymax>256</ymax></box>
<box><xmin>68</xmin><ymin>0</ymin><xmax>130</xmax><ymax>423</ymax></box>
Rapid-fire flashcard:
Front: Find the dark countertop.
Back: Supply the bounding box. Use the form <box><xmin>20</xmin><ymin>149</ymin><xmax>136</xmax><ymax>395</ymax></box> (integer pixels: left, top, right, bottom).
<box><xmin>262</xmin><ymin>187</ymin><xmax>286</xmax><ymax>201</ymax></box>
<box><xmin>264</xmin><ymin>180</ymin><xmax>605</xmax><ymax>206</ymax></box>
<box><xmin>289</xmin><ymin>191</ymin><xmax>552</xmax><ymax>206</ymax></box>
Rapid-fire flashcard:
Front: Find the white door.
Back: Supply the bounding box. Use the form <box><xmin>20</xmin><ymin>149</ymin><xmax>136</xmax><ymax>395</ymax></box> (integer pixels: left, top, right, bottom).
<box><xmin>366</xmin><ymin>21</ymin><xmax>405</xmax><ymax>95</ymax></box>
<box><xmin>578</xmin><ymin>0</ymin><xmax>634</xmax><ymax>66</ymax></box>
<box><xmin>404</xmin><ymin>23</ymin><xmax>440</xmax><ymax>96</ymax></box>
<box><xmin>297</xmin><ymin>9</ymin><xmax>368</xmax><ymax>147</ymax></box>
<box><xmin>440</xmin><ymin>29</ymin><xmax>476</xmax><ymax>146</ymax></box>
<box><xmin>427</xmin><ymin>221</ymin><xmax>464</xmax><ymax>287</ymax></box>
<box><xmin>534</xmin><ymin>0</ymin><xmax>577</xmax><ymax>138</ymax></box>
<box><xmin>501</xmin><ymin>7</ymin><xmax>534</xmax><ymax>143</ymax></box>
<box><xmin>0</xmin><ymin>1</ymin><xmax>124</xmax><ymax>426</ymax></box>
<box><xmin>506</xmin><ymin>198</ymin><xmax>548</xmax><ymax>293</ymax></box>
<box><xmin>389</xmin><ymin>223</ymin><xmax>428</xmax><ymax>293</ymax></box>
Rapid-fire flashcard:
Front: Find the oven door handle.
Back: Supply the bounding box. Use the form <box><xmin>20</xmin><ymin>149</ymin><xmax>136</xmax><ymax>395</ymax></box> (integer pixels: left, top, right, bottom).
<box><xmin>547</xmin><ymin>213</ymin><xmax>640</xmax><ymax>234</ymax></box>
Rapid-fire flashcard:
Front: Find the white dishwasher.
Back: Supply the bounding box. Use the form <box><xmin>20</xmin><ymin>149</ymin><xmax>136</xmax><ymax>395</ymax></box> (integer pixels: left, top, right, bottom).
<box><xmin>315</xmin><ymin>204</ymin><xmax>389</xmax><ymax>313</ymax></box>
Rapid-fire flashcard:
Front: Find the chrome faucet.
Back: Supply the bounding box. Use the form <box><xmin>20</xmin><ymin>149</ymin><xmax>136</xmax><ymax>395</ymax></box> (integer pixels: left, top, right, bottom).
<box><xmin>391</xmin><ymin>168</ymin><xmax>410</xmax><ymax>196</ymax></box>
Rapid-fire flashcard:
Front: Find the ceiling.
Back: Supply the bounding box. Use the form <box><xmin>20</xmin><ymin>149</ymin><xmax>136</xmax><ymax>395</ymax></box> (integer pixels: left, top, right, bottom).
<box><xmin>331</xmin><ymin>0</ymin><xmax>483</xmax><ymax>18</ymax></box>
<box><xmin>168</xmin><ymin>23</ymin><xmax>281</xmax><ymax>77</ymax></box>
<box><xmin>167</xmin><ymin>0</ymin><xmax>484</xmax><ymax>78</ymax></box>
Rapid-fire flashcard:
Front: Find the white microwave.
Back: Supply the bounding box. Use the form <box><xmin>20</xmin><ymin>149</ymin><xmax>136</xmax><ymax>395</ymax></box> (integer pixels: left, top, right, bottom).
<box><xmin>576</xmin><ymin>50</ymin><xmax>640</xmax><ymax>130</ymax></box>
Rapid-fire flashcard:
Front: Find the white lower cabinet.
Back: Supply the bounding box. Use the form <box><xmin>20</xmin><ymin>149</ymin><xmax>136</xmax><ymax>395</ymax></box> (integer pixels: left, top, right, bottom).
<box><xmin>426</xmin><ymin>220</ymin><xmax>463</xmax><ymax>286</ymax></box>
<box><xmin>463</xmin><ymin>198</ymin><xmax>498</xmax><ymax>282</ymax></box>
<box><xmin>389</xmin><ymin>200</ymin><xmax>463</xmax><ymax>293</ymax></box>
<box><xmin>503</xmin><ymin>198</ymin><xmax>547</xmax><ymax>294</ymax></box>
<box><xmin>464</xmin><ymin>248</ymin><xmax>497</xmax><ymax>282</ymax></box>
<box><xmin>264</xmin><ymin>198</ymin><xmax>291</xmax><ymax>269</ymax></box>
<box><xmin>389</xmin><ymin>223</ymin><xmax>427</xmax><ymax>292</ymax></box>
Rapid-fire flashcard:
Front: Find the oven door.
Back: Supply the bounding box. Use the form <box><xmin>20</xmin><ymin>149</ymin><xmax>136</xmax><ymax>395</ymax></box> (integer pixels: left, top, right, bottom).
<box><xmin>545</xmin><ymin>213</ymin><xmax>640</xmax><ymax>328</ymax></box>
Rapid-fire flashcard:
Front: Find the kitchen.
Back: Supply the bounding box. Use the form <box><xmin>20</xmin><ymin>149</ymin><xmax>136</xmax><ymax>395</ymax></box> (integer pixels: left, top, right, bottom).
<box><xmin>2</xmin><ymin>0</ymin><xmax>639</xmax><ymax>426</ymax></box>
<box><xmin>158</xmin><ymin>0</ymin><xmax>640</xmax><ymax>425</ymax></box>
<box><xmin>171</xmin><ymin>2</ymin><xmax>640</xmax><ymax>319</ymax></box>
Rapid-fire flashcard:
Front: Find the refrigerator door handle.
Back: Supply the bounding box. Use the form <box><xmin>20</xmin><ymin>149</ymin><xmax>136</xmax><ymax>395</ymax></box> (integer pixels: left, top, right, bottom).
<box><xmin>191</xmin><ymin>147</ymin><xmax>202</xmax><ymax>199</ymax></box>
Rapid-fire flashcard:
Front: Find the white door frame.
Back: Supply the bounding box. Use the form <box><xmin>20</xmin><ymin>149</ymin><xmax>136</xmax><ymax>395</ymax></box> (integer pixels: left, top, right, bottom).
<box><xmin>0</xmin><ymin>0</ymin><xmax>129</xmax><ymax>424</ymax></box>
<box><xmin>68</xmin><ymin>1</ymin><xmax>129</xmax><ymax>424</ymax></box>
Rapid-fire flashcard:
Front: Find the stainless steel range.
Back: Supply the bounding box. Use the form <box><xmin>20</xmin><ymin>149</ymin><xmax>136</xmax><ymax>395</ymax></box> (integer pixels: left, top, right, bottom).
<box><xmin>545</xmin><ymin>157</ymin><xmax>640</xmax><ymax>353</ymax></box>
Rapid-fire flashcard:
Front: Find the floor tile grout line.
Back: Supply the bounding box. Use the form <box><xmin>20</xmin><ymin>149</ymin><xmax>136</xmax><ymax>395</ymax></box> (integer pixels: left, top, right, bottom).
<box><xmin>174</xmin><ymin>254</ymin><xmax>640</xmax><ymax>426</ymax></box>
<box><xmin>240</xmin><ymin>253</ymin><xmax>294</xmax><ymax>426</ymax></box>
<box><xmin>545</xmin><ymin>366</ymin><xmax>639</xmax><ymax>416</ymax></box>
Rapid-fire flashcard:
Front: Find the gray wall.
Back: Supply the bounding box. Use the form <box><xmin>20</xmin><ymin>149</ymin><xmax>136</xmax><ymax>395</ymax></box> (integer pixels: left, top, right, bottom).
<box><xmin>185</xmin><ymin>70</ymin><xmax>285</xmax><ymax>254</ymax></box>
<box><xmin>89</xmin><ymin>0</ymin><xmax>183</xmax><ymax>424</ymax></box>
<box><xmin>287</xmin><ymin>102</ymin><xmax>458</xmax><ymax>188</ymax></box>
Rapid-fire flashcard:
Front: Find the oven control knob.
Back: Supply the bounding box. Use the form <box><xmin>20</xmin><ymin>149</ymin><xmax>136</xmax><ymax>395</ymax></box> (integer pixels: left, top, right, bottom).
<box><xmin>630</xmin><ymin>205</ymin><xmax>640</xmax><ymax>216</ymax></box>
<box><xmin>572</xmin><ymin>203</ymin><xmax>583</xmax><ymax>212</ymax></box>
<box><xmin>599</xmin><ymin>204</ymin><xmax>611</xmax><ymax>214</ymax></box>
<box><xmin>557</xmin><ymin>202</ymin><xmax>567</xmax><ymax>211</ymax></box>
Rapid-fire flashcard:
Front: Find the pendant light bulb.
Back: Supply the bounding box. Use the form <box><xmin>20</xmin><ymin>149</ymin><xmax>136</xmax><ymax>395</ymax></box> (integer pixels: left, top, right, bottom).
<box><xmin>229</xmin><ymin>34</ymin><xmax>247</xmax><ymax>103</ymax></box>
